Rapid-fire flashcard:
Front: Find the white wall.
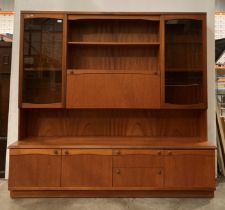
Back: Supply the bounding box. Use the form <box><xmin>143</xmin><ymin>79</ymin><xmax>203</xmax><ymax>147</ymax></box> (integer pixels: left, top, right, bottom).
<box><xmin>5</xmin><ymin>0</ymin><xmax>216</xmax><ymax>178</ymax></box>
<box><xmin>0</xmin><ymin>0</ymin><xmax>14</xmax><ymax>11</ymax></box>
<box><xmin>216</xmin><ymin>0</ymin><xmax>225</xmax><ymax>11</ymax></box>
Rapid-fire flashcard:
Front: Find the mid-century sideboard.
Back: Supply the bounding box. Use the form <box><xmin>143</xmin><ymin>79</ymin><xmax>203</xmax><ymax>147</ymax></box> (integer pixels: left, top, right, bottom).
<box><xmin>8</xmin><ymin>12</ymin><xmax>215</xmax><ymax>198</ymax></box>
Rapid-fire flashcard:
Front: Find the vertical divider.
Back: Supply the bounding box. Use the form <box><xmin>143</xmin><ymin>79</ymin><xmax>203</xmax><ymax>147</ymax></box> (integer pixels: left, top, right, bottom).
<box><xmin>62</xmin><ymin>14</ymin><xmax>68</xmax><ymax>108</ymax></box>
<box><xmin>160</xmin><ymin>15</ymin><xmax>165</xmax><ymax>108</ymax></box>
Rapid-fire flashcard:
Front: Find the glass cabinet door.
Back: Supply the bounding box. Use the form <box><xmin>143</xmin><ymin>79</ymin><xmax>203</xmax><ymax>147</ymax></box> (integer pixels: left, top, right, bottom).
<box><xmin>22</xmin><ymin>16</ymin><xmax>63</xmax><ymax>106</ymax></box>
<box><xmin>164</xmin><ymin>18</ymin><xmax>205</xmax><ymax>106</ymax></box>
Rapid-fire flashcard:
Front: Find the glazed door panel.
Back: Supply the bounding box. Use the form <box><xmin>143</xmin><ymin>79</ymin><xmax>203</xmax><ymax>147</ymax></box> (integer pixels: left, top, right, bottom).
<box><xmin>163</xmin><ymin>15</ymin><xmax>206</xmax><ymax>107</ymax></box>
<box><xmin>21</xmin><ymin>14</ymin><xmax>64</xmax><ymax>107</ymax></box>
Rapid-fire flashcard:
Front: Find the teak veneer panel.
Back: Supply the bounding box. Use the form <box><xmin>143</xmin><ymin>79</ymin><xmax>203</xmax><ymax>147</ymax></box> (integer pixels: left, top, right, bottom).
<box><xmin>9</xmin><ymin>149</ymin><xmax>61</xmax><ymax>189</ymax></box>
<box><xmin>164</xmin><ymin>150</ymin><xmax>215</xmax><ymax>188</ymax></box>
<box><xmin>66</xmin><ymin>73</ymin><xmax>160</xmax><ymax>108</ymax></box>
<box><xmin>68</xmin><ymin>19</ymin><xmax>159</xmax><ymax>42</ymax></box>
<box><xmin>113</xmin><ymin>167</ymin><xmax>164</xmax><ymax>187</ymax></box>
<box><xmin>61</xmin><ymin>150</ymin><xmax>112</xmax><ymax>187</ymax></box>
<box><xmin>23</xmin><ymin>109</ymin><xmax>202</xmax><ymax>137</ymax></box>
<box><xmin>113</xmin><ymin>149</ymin><xmax>164</xmax><ymax>168</ymax></box>
<box><xmin>9</xmin><ymin>138</ymin><xmax>215</xmax><ymax>150</ymax></box>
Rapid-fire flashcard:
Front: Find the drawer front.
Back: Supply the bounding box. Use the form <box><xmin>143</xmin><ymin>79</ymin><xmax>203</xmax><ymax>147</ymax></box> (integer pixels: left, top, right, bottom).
<box><xmin>66</xmin><ymin>72</ymin><xmax>160</xmax><ymax>108</ymax></box>
<box><xmin>113</xmin><ymin>149</ymin><xmax>164</xmax><ymax>168</ymax></box>
<box><xmin>113</xmin><ymin>167</ymin><xmax>163</xmax><ymax>187</ymax></box>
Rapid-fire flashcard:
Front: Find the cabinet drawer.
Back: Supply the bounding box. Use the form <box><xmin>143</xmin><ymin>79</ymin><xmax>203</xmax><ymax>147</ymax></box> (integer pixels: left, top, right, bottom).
<box><xmin>66</xmin><ymin>72</ymin><xmax>160</xmax><ymax>108</ymax></box>
<box><xmin>113</xmin><ymin>167</ymin><xmax>163</xmax><ymax>187</ymax></box>
<box><xmin>113</xmin><ymin>149</ymin><xmax>163</xmax><ymax>168</ymax></box>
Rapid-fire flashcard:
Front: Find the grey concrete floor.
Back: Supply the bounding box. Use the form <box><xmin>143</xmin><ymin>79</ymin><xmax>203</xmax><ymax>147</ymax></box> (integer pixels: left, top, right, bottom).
<box><xmin>1</xmin><ymin>179</ymin><xmax>225</xmax><ymax>210</ymax></box>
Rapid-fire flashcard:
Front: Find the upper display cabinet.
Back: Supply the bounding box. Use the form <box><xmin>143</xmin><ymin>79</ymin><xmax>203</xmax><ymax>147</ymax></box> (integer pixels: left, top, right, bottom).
<box><xmin>163</xmin><ymin>15</ymin><xmax>207</xmax><ymax>108</ymax></box>
<box><xmin>20</xmin><ymin>14</ymin><xmax>65</xmax><ymax>108</ymax></box>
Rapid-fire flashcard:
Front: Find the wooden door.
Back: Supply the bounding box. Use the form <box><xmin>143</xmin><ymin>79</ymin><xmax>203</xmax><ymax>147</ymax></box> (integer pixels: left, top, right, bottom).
<box><xmin>113</xmin><ymin>149</ymin><xmax>164</xmax><ymax>187</ymax></box>
<box><xmin>66</xmin><ymin>71</ymin><xmax>160</xmax><ymax>108</ymax></box>
<box><xmin>61</xmin><ymin>149</ymin><xmax>112</xmax><ymax>187</ymax></box>
<box><xmin>164</xmin><ymin>150</ymin><xmax>215</xmax><ymax>189</ymax></box>
<box><xmin>9</xmin><ymin>149</ymin><xmax>61</xmax><ymax>189</ymax></box>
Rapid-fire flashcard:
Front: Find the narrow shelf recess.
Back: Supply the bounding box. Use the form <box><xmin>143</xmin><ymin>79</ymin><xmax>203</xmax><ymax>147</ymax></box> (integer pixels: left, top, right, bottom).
<box><xmin>165</xmin><ymin>83</ymin><xmax>200</xmax><ymax>87</ymax></box>
<box><xmin>166</xmin><ymin>68</ymin><xmax>202</xmax><ymax>72</ymax></box>
<box><xmin>68</xmin><ymin>41</ymin><xmax>160</xmax><ymax>46</ymax></box>
<box><xmin>67</xmin><ymin>69</ymin><xmax>159</xmax><ymax>75</ymax></box>
<box><xmin>21</xmin><ymin>103</ymin><xmax>63</xmax><ymax>109</ymax></box>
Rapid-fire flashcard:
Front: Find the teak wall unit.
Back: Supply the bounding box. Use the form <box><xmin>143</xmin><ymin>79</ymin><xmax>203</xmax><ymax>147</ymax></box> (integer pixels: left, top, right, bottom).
<box><xmin>8</xmin><ymin>12</ymin><xmax>215</xmax><ymax>198</ymax></box>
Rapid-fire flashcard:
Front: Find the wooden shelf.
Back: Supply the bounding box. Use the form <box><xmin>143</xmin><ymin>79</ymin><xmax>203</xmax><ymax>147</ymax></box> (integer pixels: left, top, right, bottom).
<box><xmin>68</xmin><ymin>41</ymin><xmax>160</xmax><ymax>46</ymax></box>
<box><xmin>166</xmin><ymin>68</ymin><xmax>202</xmax><ymax>72</ymax></box>
<box><xmin>67</xmin><ymin>69</ymin><xmax>158</xmax><ymax>75</ymax></box>
<box><xmin>21</xmin><ymin>103</ymin><xmax>63</xmax><ymax>109</ymax></box>
<box><xmin>9</xmin><ymin>137</ymin><xmax>215</xmax><ymax>149</ymax></box>
<box><xmin>24</xmin><ymin>68</ymin><xmax>61</xmax><ymax>72</ymax></box>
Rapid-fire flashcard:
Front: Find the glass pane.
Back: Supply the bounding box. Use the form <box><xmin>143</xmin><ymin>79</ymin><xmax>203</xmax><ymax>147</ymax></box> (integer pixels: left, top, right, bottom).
<box><xmin>165</xmin><ymin>19</ymin><xmax>203</xmax><ymax>105</ymax></box>
<box><xmin>22</xmin><ymin>18</ymin><xmax>63</xmax><ymax>104</ymax></box>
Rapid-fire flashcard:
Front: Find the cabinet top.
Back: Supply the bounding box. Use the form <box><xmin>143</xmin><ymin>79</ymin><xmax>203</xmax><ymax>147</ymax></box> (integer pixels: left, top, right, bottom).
<box><xmin>20</xmin><ymin>11</ymin><xmax>207</xmax><ymax>16</ymax></box>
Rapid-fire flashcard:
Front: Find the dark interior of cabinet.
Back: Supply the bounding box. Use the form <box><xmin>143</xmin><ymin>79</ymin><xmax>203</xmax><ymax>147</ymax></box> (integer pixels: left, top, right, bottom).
<box><xmin>22</xmin><ymin>18</ymin><xmax>63</xmax><ymax>104</ymax></box>
<box><xmin>19</xmin><ymin>109</ymin><xmax>204</xmax><ymax>139</ymax></box>
<box><xmin>68</xmin><ymin>45</ymin><xmax>159</xmax><ymax>71</ymax></box>
<box><xmin>165</xmin><ymin>72</ymin><xmax>203</xmax><ymax>104</ymax></box>
<box><xmin>68</xmin><ymin>19</ymin><xmax>160</xmax><ymax>42</ymax></box>
<box><xmin>164</xmin><ymin>19</ymin><xmax>204</xmax><ymax>105</ymax></box>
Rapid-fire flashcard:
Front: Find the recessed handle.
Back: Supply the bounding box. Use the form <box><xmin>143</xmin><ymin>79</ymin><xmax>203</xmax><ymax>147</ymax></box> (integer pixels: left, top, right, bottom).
<box><xmin>115</xmin><ymin>150</ymin><xmax>121</xmax><ymax>155</ymax></box>
<box><xmin>158</xmin><ymin>151</ymin><xmax>162</xmax><ymax>156</ymax></box>
<box><xmin>65</xmin><ymin>150</ymin><xmax>69</xmax><ymax>155</ymax></box>
<box><xmin>116</xmin><ymin>169</ymin><xmax>120</xmax><ymax>175</ymax></box>
<box><xmin>157</xmin><ymin>170</ymin><xmax>162</xmax><ymax>175</ymax></box>
<box><xmin>54</xmin><ymin>150</ymin><xmax>59</xmax><ymax>155</ymax></box>
<box><xmin>168</xmin><ymin>151</ymin><xmax>172</xmax><ymax>155</ymax></box>
<box><xmin>3</xmin><ymin>55</ymin><xmax>9</xmax><ymax>65</ymax></box>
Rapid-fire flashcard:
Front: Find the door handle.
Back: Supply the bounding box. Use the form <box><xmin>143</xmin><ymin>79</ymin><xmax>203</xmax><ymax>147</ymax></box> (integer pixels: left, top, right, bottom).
<box><xmin>3</xmin><ymin>55</ymin><xmax>10</xmax><ymax>65</ymax></box>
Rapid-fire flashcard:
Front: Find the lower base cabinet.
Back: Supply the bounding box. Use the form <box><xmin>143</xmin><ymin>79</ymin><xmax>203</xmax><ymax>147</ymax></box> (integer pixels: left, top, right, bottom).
<box><xmin>8</xmin><ymin>148</ymin><xmax>215</xmax><ymax>197</ymax></box>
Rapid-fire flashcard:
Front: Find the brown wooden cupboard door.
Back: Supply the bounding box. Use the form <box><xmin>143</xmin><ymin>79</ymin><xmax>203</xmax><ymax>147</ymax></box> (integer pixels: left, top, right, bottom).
<box><xmin>9</xmin><ymin>149</ymin><xmax>61</xmax><ymax>189</ymax></box>
<box><xmin>61</xmin><ymin>149</ymin><xmax>112</xmax><ymax>187</ymax></box>
<box><xmin>164</xmin><ymin>150</ymin><xmax>215</xmax><ymax>189</ymax></box>
<box><xmin>66</xmin><ymin>72</ymin><xmax>160</xmax><ymax>108</ymax></box>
